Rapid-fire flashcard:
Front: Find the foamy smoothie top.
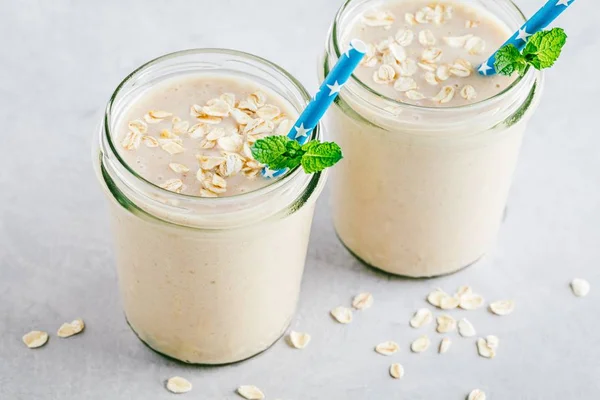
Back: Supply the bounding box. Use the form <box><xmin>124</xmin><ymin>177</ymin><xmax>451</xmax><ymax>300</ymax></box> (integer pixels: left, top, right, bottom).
<box><xmin>116</xmin><ymin>74</ymin><xmax>299</xmax><ymax>197</ymax></box>
<box><xmin>344</xmin><ymin>0</ymin><xmax>518</xmax><ymax>107</ymax></box>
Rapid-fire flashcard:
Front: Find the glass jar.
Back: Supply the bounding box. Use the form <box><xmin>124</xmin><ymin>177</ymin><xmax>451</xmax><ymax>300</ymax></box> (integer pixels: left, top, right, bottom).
<box><xmin>321</xmin><ymin>0</ymin><xmax>544</xmax><ymax>277</ymax></box>
<box><xmin>93</xmin><ymin>49</ymin><xmax>326</xmax><ymax>364</ymax></box>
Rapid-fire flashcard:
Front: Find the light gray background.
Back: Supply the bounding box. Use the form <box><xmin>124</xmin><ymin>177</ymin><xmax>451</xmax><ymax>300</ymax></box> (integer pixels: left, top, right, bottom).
<box><xmin>0</xmin><ymin>0</ymin><xmax>597</xmax><ymax>399</ymax></box>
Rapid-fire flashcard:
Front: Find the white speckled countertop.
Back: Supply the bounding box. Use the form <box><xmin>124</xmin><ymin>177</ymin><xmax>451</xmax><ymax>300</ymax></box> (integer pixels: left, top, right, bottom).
<box><xmin>0</xmin><ymin>0</ymin><xmax>598</xmax><ymax>399</ymax></box>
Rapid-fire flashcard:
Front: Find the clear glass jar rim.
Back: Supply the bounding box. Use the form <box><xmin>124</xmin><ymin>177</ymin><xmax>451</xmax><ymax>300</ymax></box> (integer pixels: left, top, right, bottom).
<box><xmin>102</xmin><ymin>48</ymin><xmax>319</xmax><ymax>205</ymax></box>
<box><xmin>331</xmin><ymin>0</ymin><xmax>538</xmax><ymax>113</ymax></box>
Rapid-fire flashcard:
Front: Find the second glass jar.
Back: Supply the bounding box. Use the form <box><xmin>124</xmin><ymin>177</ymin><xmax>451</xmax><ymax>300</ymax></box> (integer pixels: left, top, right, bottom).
<box><xmin>321</xmin><ymin>0</ymin><xmax>544</xmax><ymax>277</ymax></box>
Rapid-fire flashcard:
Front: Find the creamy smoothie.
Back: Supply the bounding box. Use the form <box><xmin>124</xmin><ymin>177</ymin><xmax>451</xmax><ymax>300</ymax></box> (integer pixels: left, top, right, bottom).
<box><xmin>348</xmin><ymin>0</ymin><xmax>516</xmax><ymax>106</ymax></box>
<box><xmin>323</xmin><ymin>0</ymin><xmax>542</xmax><ymax>276</ymax></box>
<box><xmin>118</xmin><ymin>74</ymin><xmax>297</xmax><ymax>196</ymax></box>
<box><xmin>96</xmin><ymin>50</ymin><xmax>325</xmax><ymax>364</ymax></box>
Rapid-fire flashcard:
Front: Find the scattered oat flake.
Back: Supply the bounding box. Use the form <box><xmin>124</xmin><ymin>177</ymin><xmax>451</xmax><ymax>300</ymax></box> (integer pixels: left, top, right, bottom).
<box><xmin>405</xmin><ymin>13</ymin><xmax>417</xmax><ymax>26</ymax></box>
<box><xmin>144</xmin><ymin>110</ymin><xmax>172</xmax><ymax>124</ymax></box>
<box><xmin>415</xmin><ymin>9</ymin><xmax>427</xmax><ymax>23</ymax></box>
<box><xmin>421</xmin><ymin>47</ymin><xmax>442</xmax><ymax>63</ymax></box>
<box><xmin>571</xmin><ymin>278</ymin><xmax>590</xmax><ymax>297</ymax></box>
<box><xmin>467</xmin><ymin>389</ymin><xmax>485</xmax><ymax>400</ymax></box>
<box><xmin>394</xmin><ymin>77</ymin><xmax>417</xmax><ymax>92</ymax></box>
<box><xmin>197</xmin><ymin>155</ymin><xmax>226</xmax><ymax>170</ymax></box>
<box><xmin>411</xmin><ymin>335</ymin><xmax>430</xmax><ymax>353</ymax></box>
<box><xmin>465</xmin><ymin>20</ymin><xmax>480</xmax><ymax>28</ymax></box>
<box><xmin>169</xmin><ymin>163</ymin><xmax>190</xmax><ymax>174</ymax></box>
<box><xmin>457</xmin><ymin>318</ymin><xmax>476</xmax><ymax>337</ymax></box>
<box><xmin>477</xmin><ymin>336</ymin><xmax>498</xmax><ymax>359</ymax></box>
<box><xmin>443</xmin><ymin>34</ymin><xmax>473</xmax><ymax>48</ymax></box>
<box><xmin>352</xmin><ymin>292</ymin><xmax>374</xmax><ymax>310</ymax></box>
<box><xmin>489</xmin><ymin>300</ymin><xmax>515</xmax><ymax>315</ymax></box>
<box><xmin>440</xmin><ymin>294</ymin><xmax>460</xmax><ymax>310</ymax></box>
<box><xmin>22</xmin><ymin>330</ymin><xmax>49</xmax><ymax>349</ymax></box>
<box><xmin>455</xmin><ymin>285</ymin><xmax>472</xmax><ymax>298</ymax></box>
<box><xmin>199</xmin><ymin>138</ymin><xmax>216</xmax><ymax>149</ymax></box>
<box><xmin>427</xmin><ymin>288</ymin><xmax>447</xmax><ymax>307</ymax></box>
<box><xmin>218</xmin><ymin>134</ymin><xmax>243</xmax><ymax>153</ymax></box>
<box><xmin>436</xmin><ymin>314</ymin><xmax>456</xmax><ymax>333</ymax></box>
<box><xmin>465</xmin><ymin>36</ymin><xmax>486</xmax><ymax>55</ymax></box>
<box><xmin>289</xmin><ymin>331</ymin><xmax>311</xmax><ymax>349</ymax></box>
<box><xmin>418</xmin><ymin>29</ymin><xmax>436</xmax><ymax>46</ymax></box>
<box><xmin>406</xmin><ymin>90</ymin><xmax>425</xmax><ymax>101</ymax></box>
<box><xmin>142</xmin><ymin>135</ymin><xmax>159</xmax><ymax>147</ymax></box>
<box><xmin>424</xmin><ymin>71</ymin><xmax>439</xmax><ymax>85</ymax></box>
<box><xmin>450</xmin><ymin>58</ymin><xmax>473</xmax><ymax>77</ymax></box>
<box><xmin>166</xmin><ymin>376</ymin><xmax>192</xmax><ymax>394</ymax></box>
<box><xmin>57</xmin><ymin>319</ymin><xmax>85</xmax><ymax>338</ymax></box>
<box><xmin>461</xmin><ymin>85</ymin><xmax>477</xmax><ymax>100</ymax></box>
<box><xmin>436</xmin><ymin>65</ymin><xmax>450</xmax><ymax>81</ymax></box>
<box><xmin>172</xmin><ymin>119</ymin><xmax>190</xmax><ymax>135</ymax></box>
<box><xmin>396</xmin><ymin>29</ymin><xmax>415</xmax><ymax>46</ymax></box>
<box><xmin>128</xmin><ymin>119</ymin><xmax>147</xmax><ymax>134</ymax></box>
<box><xmin>439</xmin><ymin>337</ymin><xmax>451</xmax><ymax>354</ymax></box>
<box><xmin>220</xmin><ymin>92</ymin><xmax>236</xmax><ymax>107</ymax></box>
<box><xmin>417</xmin><ymin>61</ymin><xmax>437</xmax><ymax>72</ymax></box>
<box><xmin>237</xmin><ymin>385</ymin><xmax>265</xmax><ymax>400</ymax></box>
<box><xmin>121</xmin><ymin>131</ymin><xmax>141</xmax><ymax>150</ymax></box>
<box><xmin>199</xmin><ymin>188</ymin><xmax>218</xmax><ymax>198</ymax></box>
<box><xmin>375</xmin><ymin>341</ymin><xmax>400</xmax><ymax>356</ymax></box>
<box><xmin>160</xmin><ymin>129</ymin><xmax>177</xmax><ymax>139</ymax></box>
<box><xmin>389</xmin><ymin>42</ymin><xmax>407</xmax><ymax>62</ymax></box>
<box><xmin>249</xmin><ymin>91</ymin><xmax>267</xmax><ymax>108</ymax></box>
<box><xmin>410</xmin><ymin>308</ymin><xmax>433</xmax><ymax>328</ymax></box>
<box><xmin>205</xmin><ymin>127</ymin><xmax>226</xmax><ymax>141</ymax></box>
<box><xmin>203</xmin><ymin>98</ymin><xmax>231</xmax><ymax>117</ymax></box>
<box><xmin>161</xmin><ymin>141</ymin><xmax>185</xmax><ymax>155</ymax></box>
<box><xmin>244</xmin><ymin>118</ymin><xmax>274</xmax><ymax>135</ymax></box>
<box><xmin>362</xmin><ymin>10</ymin><xmax>395</xmax><ymax>27</ymax></box>
<box><xmin>459</xmin><ymin>294</ymin><xmax>484</xmax><ymax>310</ymax></box>
<box><xmin>161</xmin><ymin>178</ymin><xmax>184</xmax><ymax>193</ymax></box>
<box><xmin>468</xmin><ymin>389</ymin><xmax>486</xmax><ymax>400</ymax></box>
<box><xmin>373</xmin><ymin>64</ymin><xmax>396</xmax><ymax>84</ymax></box>
<box><xmin>330</xmin><ymin>306</ymin><xmax>353</xmax><ymax>324</ymax></box>
<box><xmin>188</xmin><ymin>123</ymin><xmax>208</xmax><ymax>139</ymax></box>
<box><xmin>256</xmin><ymin>105</ymin><xmax>280</xmax><ymax>120</ymax></box>
<box><xmin>431</xmin><ymin>86</ymin><xmax>455</xmax><ymax>104</ymax></box>
<box><xmin>220</xmin><ymin>154</ymin><xmax>243</xmax><ymax>177</ymax></box>
<box><xmin>389</xmin><ymin>363</ymin><xmax>404</xmax><ymax>379</ymax></box>
<box><xmin>398</xmin><ymin>58</ymin><xmax>418</xmax><ymax>77</ymax></box>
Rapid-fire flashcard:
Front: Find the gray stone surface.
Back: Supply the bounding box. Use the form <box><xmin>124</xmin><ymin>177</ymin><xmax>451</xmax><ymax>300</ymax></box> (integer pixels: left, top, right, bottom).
<box><xmin>0</xmin><ymin>0</ymin><xmax>598</xmax><ymax>399</ymax></box>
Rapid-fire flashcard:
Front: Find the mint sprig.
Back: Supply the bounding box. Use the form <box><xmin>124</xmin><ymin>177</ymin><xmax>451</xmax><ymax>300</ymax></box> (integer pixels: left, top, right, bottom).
<box><xmin>251</xmin><ymin>136</ymin><xmax>343</xmax><ymax>174</ymax></box>
<box><xmin>494</xmin><ymin>28</ymin><xmax>567</xmax><ymax>76</ymax></box>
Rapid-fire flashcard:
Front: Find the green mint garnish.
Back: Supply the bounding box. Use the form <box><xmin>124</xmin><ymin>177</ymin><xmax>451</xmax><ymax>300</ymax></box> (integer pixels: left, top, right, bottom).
<box><xmin>251</xmin><ymin>136</ymin><xmax>343</xmax><ymax>174</ymax></box>
<box><xmin>494</xmin><ymin>28</ymin><xmax>567</xmax><ymax>77</ymax></box>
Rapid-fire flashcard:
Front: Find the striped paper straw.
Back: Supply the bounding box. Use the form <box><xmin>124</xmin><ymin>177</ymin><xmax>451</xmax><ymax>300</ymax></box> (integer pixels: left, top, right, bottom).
<box><xmin>478</xmin><ymin>0</ymin><xmax>575</xmax><ymax>76</ymax></box>
<box><xmin>263</xmin><ymin>39</ymin><xmax>367</xmax><ymax>178</ymax></box>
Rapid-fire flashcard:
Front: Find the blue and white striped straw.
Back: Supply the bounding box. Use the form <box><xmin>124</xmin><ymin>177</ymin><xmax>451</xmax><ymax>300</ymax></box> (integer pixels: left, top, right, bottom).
<box><xmin>263</xmin><ymin>39</ymin><xmax>367</xmax><ymax>178</ymax></box>
<box><xmin>478</xmin><ymin>0</ymin><xmax>575</xmax><ymax>76</ymax></box>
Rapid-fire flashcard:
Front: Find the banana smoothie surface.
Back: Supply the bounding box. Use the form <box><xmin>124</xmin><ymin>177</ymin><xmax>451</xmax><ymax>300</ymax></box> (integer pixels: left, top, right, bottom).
<box><xmin>344</xmin><ymin>0</ymin><xmax>518</xmax><ymax>107</ymax></box>
<box><xmin>116</xmin><ymin>73</ymin><xmax>299</xmax><ymax>197</ymax></box>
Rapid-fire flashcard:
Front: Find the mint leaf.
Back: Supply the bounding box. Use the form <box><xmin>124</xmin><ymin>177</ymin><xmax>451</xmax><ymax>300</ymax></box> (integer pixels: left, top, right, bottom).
<box><xmin>251</xmin><ymin>135</ymin><xmax>303</xmax><ymax>170</ymax></box>
<box><xmin>280</xmin><ymin>139</ymin><xmax>304</xmax><ymax>169</ymax></box>
<box><xmin>494</xmin><ymin>44</ymin><xmax>527</xmax><ymax>76</ymax></box>
<box><xmin>251</xmin><ymin>136</ymin><xmax>344</xmax><ymax>174</ymax></box>
<box><xmin>493</xmin><ymin>27</ymin><xmax>567</xmax><ymax>77</ymax></box>
<box><xmin>251</xmin><ymin>135</ymin><xmax>289</xmax><ymax>169</ymax></box>
<box><xmin>300</xmin><ymin>141</ymin><xmax>343</xmax><ymax>173</ymax></box>
<box><xmin>522</xmin><ymin>28</ymin><xmax>567</xmax><ymax>70</ymax></box>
